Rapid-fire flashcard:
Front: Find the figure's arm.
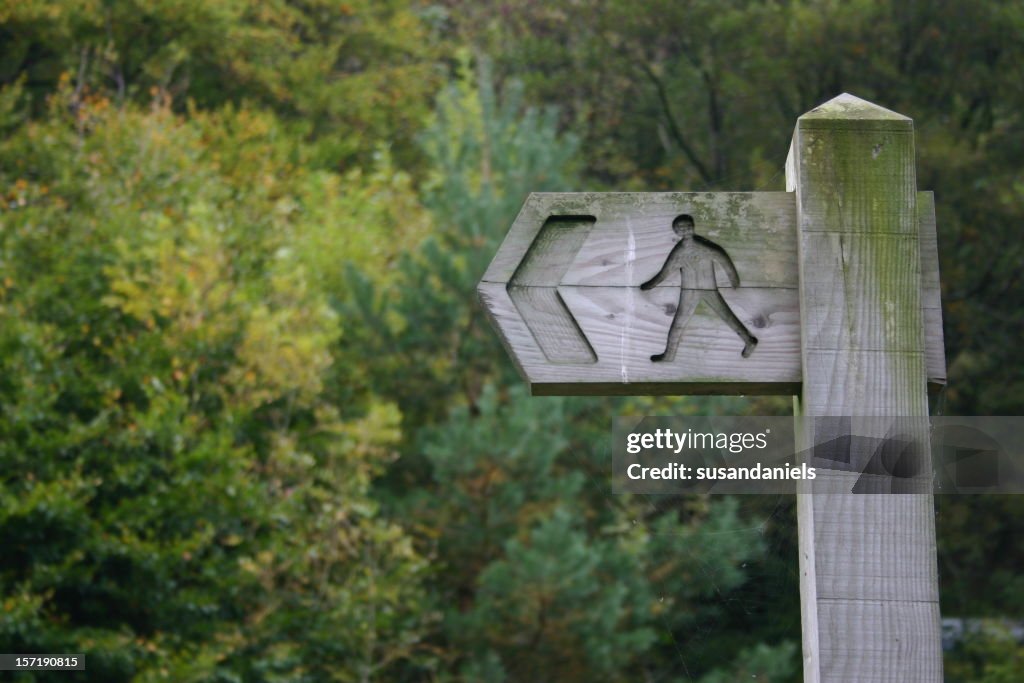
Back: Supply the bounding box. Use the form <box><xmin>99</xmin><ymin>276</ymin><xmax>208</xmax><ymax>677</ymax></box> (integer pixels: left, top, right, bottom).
<box><xmin>640</xmin><ymin>244</ymin><xmax>680</xmax><ymax>290</ymax></box>
<box><xmin>713</xmin><ymin>250</ymin><xmax>741</xmax><ymax>287</ymax></box>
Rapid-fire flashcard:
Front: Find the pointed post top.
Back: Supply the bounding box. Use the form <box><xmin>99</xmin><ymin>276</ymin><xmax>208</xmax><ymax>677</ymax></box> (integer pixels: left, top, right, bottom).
<box><xmin>798</xmin><ymin>93</ymin><xmax>913</xmax><ymax>131</ymax></box>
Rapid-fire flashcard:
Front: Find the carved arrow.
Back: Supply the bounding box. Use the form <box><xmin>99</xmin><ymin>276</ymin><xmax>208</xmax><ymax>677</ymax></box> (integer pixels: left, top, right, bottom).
<box><xmin>506</xmin><ymin>215</ymin><xmax>597</xmax><ymax>364</ymax></box>
<box><xmin>478</xmin><ymin>192</ymin><xmax>944</xmax><ymax>396</ymax></box>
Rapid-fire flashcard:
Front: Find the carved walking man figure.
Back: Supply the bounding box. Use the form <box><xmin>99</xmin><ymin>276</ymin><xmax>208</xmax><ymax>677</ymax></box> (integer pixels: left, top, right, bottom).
<box><xmin>641</xmin><ymin>214</ymin><xmax>758</xmax><ymax>361</ymax></box>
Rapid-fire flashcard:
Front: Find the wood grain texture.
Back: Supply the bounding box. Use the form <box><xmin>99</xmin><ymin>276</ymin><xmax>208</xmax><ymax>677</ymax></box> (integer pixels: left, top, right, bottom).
<box><xmin>507</xmin><ymin>215</ymin><xmax>597</xmax><ymax>363</ymax></box>
<box><xmin>479</xmin><ymin>188</ymin><xmax>944</xmax><ymax>395</ymax></box>
<box><xmin>507</xmin><ymin>286</ymin><xmax>596</xmax><ymax>364</ymax></box>
<box><xmin>480</xmin><ymin>192</ymin><xmax>800</xmax><ymax>394</ymax></box>
<box><xmin>918</xmin><ymin>193</ymin><xmax>946</xmax><ymax>385</ymax></box>
<box><xmin>482</xmin><ymin>192</ymin><xmax>797</xmax><ymax>286</ymax></box>
<box><xmin>789</xmin><ymin>93</ymin><xmax>942</xmax><ymax>683</ymax></box>
<box><xmin>818</xmin><ymin>599</ymin><xmax>943</xmax><ymax>681</ymax></box>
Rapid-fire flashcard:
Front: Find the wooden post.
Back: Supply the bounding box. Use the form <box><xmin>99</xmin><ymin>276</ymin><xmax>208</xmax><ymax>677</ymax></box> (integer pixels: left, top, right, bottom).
<box><xmin>787</xmin><ymin>94</ymin><xmax>942</xmax><ymax>681</ymax></box>
<box><xmin>481</xmin><ymin>91</ymin><xmax>947</xmax><ymax>680</ymax></box>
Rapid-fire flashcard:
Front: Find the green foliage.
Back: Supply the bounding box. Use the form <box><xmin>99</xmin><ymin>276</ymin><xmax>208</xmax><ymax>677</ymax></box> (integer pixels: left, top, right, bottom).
<box><xmin>945</xmin><ymin>622</ymin><xmax>1024</xmax><ymax>683</ymax></box>
<box><xmin>697</xmin><ymin>641</ymin><xmax>798</xmax><ymax>683</ymax></box>
<box><xmin>337</xmin><ymin>62</ymin><xmax>785</xmax><ymax>680</ymax></box>
<box><xmin>337</xmin><ymin>57</ymin><xmax>581</xmax><ymax>425</ymax></box>
<box><xmin>0</xmin><ymin>0</ymin><xmax>446</xmax><ymax>171</ymax></box>
<box><xmin>2</xmin><ymin>1</ymin><xmax>1022</xmax><ymax>680</ymax></box>
<box><xmin>461</xmin><ymin>508</ymin><xmax>655</xmax><ymax>680</ymax></box>
<box><xmin>460</xmin><ymin>0</ymin><xmax>1024</xmax><ymax>417</ymax></box>
<box><xmin>0</xmin><ymin>82</ymin><xmax>431</xmax><ymax>681</ymax></box>
<box><xmin>413</xmin><ymin>387</ymin><xmax>773</xmax><ymax>681</ymax></box>
<box><xmin>449</xmin><ymin>6</ymin><xmax>1024</xmax><ymax>675</ymax></box>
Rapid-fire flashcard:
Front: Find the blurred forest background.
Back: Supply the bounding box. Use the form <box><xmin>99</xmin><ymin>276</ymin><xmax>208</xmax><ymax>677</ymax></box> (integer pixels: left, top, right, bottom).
<box><xmin>1</xmin><ymin>1</ymin><xmax>1022</xmax><ymax>681</ymax></box>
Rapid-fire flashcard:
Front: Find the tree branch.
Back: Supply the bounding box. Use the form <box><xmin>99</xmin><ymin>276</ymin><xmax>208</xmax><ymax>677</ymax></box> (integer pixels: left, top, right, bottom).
<box><xmin>637</xmin><ymin>61</ymin><xmax>713</xmax><ymax>184</ymax></box>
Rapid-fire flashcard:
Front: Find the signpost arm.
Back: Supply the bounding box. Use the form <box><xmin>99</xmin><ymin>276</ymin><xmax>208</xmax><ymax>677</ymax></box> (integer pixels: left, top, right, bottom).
<box><xmin>787</xmin><ymin>94</ymin><xmax>942</xmax><ymax>681</ymax></box>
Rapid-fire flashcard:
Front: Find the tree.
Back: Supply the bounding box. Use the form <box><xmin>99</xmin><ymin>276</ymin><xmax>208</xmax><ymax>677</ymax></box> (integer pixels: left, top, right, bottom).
<box><xmin>0</xmin><ymin>0</ymin><xmax>447</xmax><ymax>172</ymax></box>
<box><xmin>341</xmin><ymin>62</ymin><xmax>794</xmax><ymax>681</ymax></box>
<box><xmin>0</xmin><ymin>78</ymin><xmax>432</xmax><ymax>681</ymax></box>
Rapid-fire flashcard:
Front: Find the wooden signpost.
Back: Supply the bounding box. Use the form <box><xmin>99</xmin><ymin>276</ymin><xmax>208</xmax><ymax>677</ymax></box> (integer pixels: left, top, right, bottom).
<box><xmin>479</xmin><ymin>94</ymin><xmax>946</xmax><ymax>682</ymax></box>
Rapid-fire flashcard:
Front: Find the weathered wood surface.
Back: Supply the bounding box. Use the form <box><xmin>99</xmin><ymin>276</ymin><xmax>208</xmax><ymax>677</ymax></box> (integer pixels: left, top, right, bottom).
<box><xmin>480</xmin><ymin>192</ymin><xmax>801</xmax><ymax>395</ymax></box>
<box><xmin>918</xmin><ymin>192</ymin><xmax>946</xmax><ymax>385</ymax></box>
<box><xmin>789</xmin><ymin>93</ymin><xmax>942</xmax><ymax>682</ymax></box>
<box><xmin>507</xmin><ymin>215</ymin><xmax>598</xmax><ymax>364</ymax></box>
<box><xmin>480</xmin><ymin>280</ymin><xmax>802</xmax><ymax>394</ymax></box>
<box><xmin>479</xmin><ymin>190</ymin><xmax>945</xmax><ymax>395</ymax></box>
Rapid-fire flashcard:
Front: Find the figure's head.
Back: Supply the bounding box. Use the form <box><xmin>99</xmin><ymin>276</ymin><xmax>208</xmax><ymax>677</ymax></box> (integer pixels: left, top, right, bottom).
<box><xmin>672</xmin><ymin>214</ymin><xmax>695</xmax><ymax>237</ymax></box>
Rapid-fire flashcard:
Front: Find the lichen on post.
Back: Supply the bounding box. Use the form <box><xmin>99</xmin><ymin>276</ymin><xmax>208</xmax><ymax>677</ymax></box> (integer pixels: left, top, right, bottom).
<box><xmin>788</xmin><ymin>93</ymin><xmax>942</xmax><ymax>682</ymax></box>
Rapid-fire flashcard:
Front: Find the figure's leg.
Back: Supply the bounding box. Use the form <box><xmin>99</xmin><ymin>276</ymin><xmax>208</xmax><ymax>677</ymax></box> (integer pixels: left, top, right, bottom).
<box><xmin>651</xmin><ymin>289</ymin><xmax>700</xmax><ymax>362</ymax></box>
<box><xmin>703</xmin><ymin>291</ymin><xmax>758</xmax><ymax>358</ymax></box>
